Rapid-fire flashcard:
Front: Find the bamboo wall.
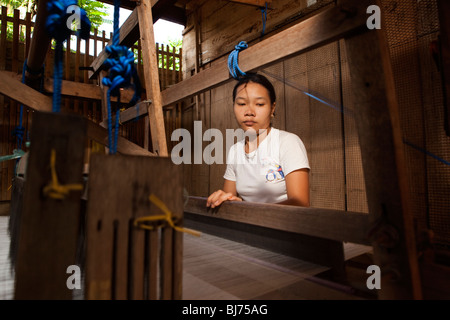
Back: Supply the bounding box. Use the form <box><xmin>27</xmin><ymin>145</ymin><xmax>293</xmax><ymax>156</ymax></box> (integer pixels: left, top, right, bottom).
<box><xmin>180</xmin><ymin>0</ymin><xmax>450</xmax><ymax>249</ymax></box>
<box><xmin>0</xmin><ymin>6</ymin><xmax>182</xmax><ymax>202</ymax></box>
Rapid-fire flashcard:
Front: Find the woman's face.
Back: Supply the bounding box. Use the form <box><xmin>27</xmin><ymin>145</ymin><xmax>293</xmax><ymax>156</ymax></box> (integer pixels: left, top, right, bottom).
<box><xmin>233</xmin><ymin>81</ymin><xmax>275</xmax><ymax>134</ymax></box>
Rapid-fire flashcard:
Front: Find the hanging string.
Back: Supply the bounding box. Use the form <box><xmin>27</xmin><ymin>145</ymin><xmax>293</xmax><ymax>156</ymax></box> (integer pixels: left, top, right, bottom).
<box><xmin>46</xmin><ymin>0</ymin><xmax>91</xmax><ymax>112</ymax></box>
<box><xmin>228</xmin><ymin>41</ymin><xmax>248</xmax><ymax>80</ymax></box>
<box><xmin>102</xmin><ymin>0</ymin><xmax>142</xmax><ymax>155</ymax></box>
<box><xmin>260</xmin><ymin>2</ymin><xmax>268</xmax><ymax>37</ymax></box>
<box><xmin>134</xmin><ymin>193</ymin><xmax>201</xmax><ymax>237</ymax></box>
<box><xmin>2</xmin><ymin>61</ymin><xmax>44</xmax><ymax>165</ymax></box>
<box><xmin>42</xmin><ymin>149</ymin><xmax>84</xmax><ymax>199</ymax></box>
<box><xmin>13</xmin><ymin>60</ymin><xmax>28</xmax><ymax>151</ymax></box>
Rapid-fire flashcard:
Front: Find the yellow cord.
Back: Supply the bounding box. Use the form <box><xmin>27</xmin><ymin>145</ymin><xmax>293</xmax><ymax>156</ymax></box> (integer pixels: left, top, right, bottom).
<box><xmin>42</xmin><ymin>149</ymin><xmax>83</xmax><ymax>199</ymax></box>
<box><xmin>134</xmin><ymin>193</ymin><xmax>201</xmax><ymax>237</ymax></box>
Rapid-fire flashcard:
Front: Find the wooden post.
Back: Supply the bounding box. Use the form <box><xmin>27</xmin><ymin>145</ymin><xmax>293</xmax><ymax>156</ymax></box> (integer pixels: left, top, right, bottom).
<box><xmin>437</xmin><ymin>0</ymin><xmax>450</xmax><ymax>136</ymax></box>
<box><xmin>14</xmin><ymin>111</ymin><xmax>87</xmax><ymax>299</ymax></box>
<box><xmin>84</xmin><ymin>155</ymin><xmax>184</xmax><ymax>300</ymax></box>
<box><xmin>25</xmin><ymin>0</ymin><xmax>51</xmax><ymax>82</ymax></box>
<box><xmin>137</xmin><ymin>0</ymin><xmax>168</xmax><ymax>156</ymax></box>
<box><xmin>343</xmin><ymin>0</ymin><xmax>422</xmax><ymax>299</ymax></box>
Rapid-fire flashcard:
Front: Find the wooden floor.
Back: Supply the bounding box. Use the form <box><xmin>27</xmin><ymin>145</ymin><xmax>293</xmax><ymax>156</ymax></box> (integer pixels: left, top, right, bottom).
<box><xmin>0</xmin><ymin>216</ymin><xmax>14</xmax><ymax>300</ymax></box>
<box><xmin>182</xmin><ymin>231</ymin><xmax>372</xmax><ymax>300</ymax></box>
<box><xmin>0</xmin><ymin>216</ymin><xmax>373</xmax><ymax>300</ymax></box>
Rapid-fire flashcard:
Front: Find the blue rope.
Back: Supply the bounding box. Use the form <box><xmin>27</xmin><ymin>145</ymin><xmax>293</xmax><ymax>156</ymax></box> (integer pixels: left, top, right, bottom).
<box><xmin>403</xmin><ymin>140</ymin><xmax>450</xmax><ymax>166</ymax></box>
<box><xmin>228</xmin><ymin>41</ymin><xmax>248</xmax><ymax>80</ymax></box>
<box><xmin>260</xmin><ymin>2</ymin><xmax>268</xmax><ymax>36</ymax></box>
<box><xmin>13</xmin><ymin>60</ymin><xmax>27</xmax><ymax>151</ymax></box>
<box><xmin>46</xmin><ymin>0</ymin><xmax>90</xmax><ymax>112</ymax></box>
<box><xmin>52</xmin><ymin>41</ymin><xmax>63</xmax><ymax>112</ymax></box>
<box><xmin>101</xmin><ymin>0</ymin><xmax>142</xmax><ymax>154</ymax></box>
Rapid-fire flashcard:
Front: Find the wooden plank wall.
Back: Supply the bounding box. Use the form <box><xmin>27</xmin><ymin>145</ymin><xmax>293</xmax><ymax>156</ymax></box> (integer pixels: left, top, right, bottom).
<box><xmin>180</xmin><ymin>0</ymin><xmax>368</xmax><ymax>212</ymax></box>
<box><xmin>0</xmin><ymin>6</ymin><xmax>183</xmax><ymax>201</ymax></box>
<box><xmin>180</xmin><ymin>0</ymin><xmax>450</xmax><ymax>251</ymax></box>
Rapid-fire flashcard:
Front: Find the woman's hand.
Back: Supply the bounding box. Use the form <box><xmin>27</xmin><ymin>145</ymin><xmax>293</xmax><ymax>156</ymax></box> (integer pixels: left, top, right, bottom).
<box><xmin>206</xmin><ymin>190</ymin><xmax>242</xmax><ymax>208</ymax></box>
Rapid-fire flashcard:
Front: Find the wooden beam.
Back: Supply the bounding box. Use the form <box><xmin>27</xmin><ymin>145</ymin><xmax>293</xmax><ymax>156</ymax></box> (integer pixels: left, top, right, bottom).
<box><xmin>43</xmin><ymin>77</ymin><xmax>137</xmax><ymax>103</ymax></box>
<box><xmin>184</xmin><ymin>196</ymin><xmax>371</xmax><ymax>245</ymax></box>
<box><xmin>0</xmin><ymin>71</ymin><xmax>154</xmax><ymax>156</ymax></box>
<box><xmin>99</xmin><ymin>101</ymin><xmax>150</xmax><ymax>127</ymax></box>
<box><xmin>160</xmin><ymin>0</ymin><xmax>368</xmax><ymax>107</ymax></box>
<box><xmin>344</xmin><ymin>0</ymin><xmax>422</xmax><ymax>299</ymax></box>
<box><xmin>2</xmin><ymin>70</ymin><xmax>138</xmax><ymax>104</ymax></box>
<box><xmin>0</xmin><ymin>70</ymin><xmax>52</xmax><ymax>112</ymax></box>
<box><xmin>137</xmin><ymin>0</ymin><xmax>168</xmax><ymax>156</ymax></box>
<box><xmin>25</xmin><ymin>0</ymin><xmax>51</xmax><ymax>80</ymax></box>
<box><xmin>227</xmin><ymin>0</ymin><xmax>271</xmax><ymax>7</ymax></box>
<box><xmin>184</xmin><ymin>197</ymin><xmax>349</xmax><ymax>278</ymax></box>
<box><xmin>437</xmin><ymin>0</ymin><xmax>450</xmax><ymax>136</ymax></box>
<box><xmin>86</xmin><ymin>120</ymin><xmax>155</xmax><ymax>156</ymax></box>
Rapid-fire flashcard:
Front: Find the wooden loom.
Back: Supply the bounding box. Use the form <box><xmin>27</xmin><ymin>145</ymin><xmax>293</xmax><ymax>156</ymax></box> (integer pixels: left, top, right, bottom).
<box><xmin>0</xmin><ymin>0</ymin><xmax>422</xmax><ymax>299</ymax></box>
<box><xmin>7</xmin><ymin>0</ymin><xmax>186</xmax><ymax>300</ymax></box>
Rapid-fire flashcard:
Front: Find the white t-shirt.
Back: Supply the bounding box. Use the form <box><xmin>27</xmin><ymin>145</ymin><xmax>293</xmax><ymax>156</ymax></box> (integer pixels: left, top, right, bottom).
<box><xmin>223</xmin><ymin>128</ymin><xmax>310</xmax><ymax>203</ymax></box>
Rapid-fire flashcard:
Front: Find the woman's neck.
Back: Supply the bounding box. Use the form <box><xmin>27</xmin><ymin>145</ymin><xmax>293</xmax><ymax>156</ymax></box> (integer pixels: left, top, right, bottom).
<box><xmin>245</xmin><ymin>127</ymin><xmax>272</xmax><ymax>153</ymax></box>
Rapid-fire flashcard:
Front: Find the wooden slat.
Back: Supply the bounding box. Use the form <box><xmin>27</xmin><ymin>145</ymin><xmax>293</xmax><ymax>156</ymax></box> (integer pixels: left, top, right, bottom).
<box><xmin>14</xmin><ymin>112</ymin><xmax>87</xmax><ymax>299</ymax></box>
<box><xmin>160</xmin><ymin>0</ymin><xmax>369</xmax><ymax>108</ymax></box>
<box><xmin>25</xmin><ymin>12</ymin><xmax>32</xmax><ymax>60</ymax></box>
<box><xmin>172</xmin><ymin>226</ymin><xmax>183</xmax><ymax>299</ymax></box>
<box><xmin>12</xmin><ymin>9</ymin><xmax>19</xmax><ymax>73</ymax></box>
<box><xmin>147</xmin><ymin>229</ymin><xmax>158</xmax><ymax>299</ymax></box>
<box><xmin>185</xmin><ymin>196</ymin><xmax>371</xmax><ymax>245</ymax></box>
<box><xmin>160</xmin><ymin>228</ymin><xmax>173</xmax><ymax>299</ymax></box>
<box><xmin>0</xmin><ymin>7</ymin><xmax>7</xmax><ymax>69</ymax></box>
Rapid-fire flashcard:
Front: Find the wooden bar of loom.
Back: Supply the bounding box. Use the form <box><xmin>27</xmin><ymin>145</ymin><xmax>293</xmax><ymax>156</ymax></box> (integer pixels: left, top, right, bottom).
<box><xmin>14</xmin><ymin>112</ymin><xmax>87</xmax><ymax>300</ymax></box>
<box><xmin>84</xmin><ymin>154</ymin><xmax>184</xmax><ymax>300</ymax></box>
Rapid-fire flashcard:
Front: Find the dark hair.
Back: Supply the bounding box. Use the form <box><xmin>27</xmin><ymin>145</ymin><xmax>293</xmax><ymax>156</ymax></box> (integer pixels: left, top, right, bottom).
<box><xmin>232</xmin><ymin>72</ymin><xmax>276</xmax><ymax>105</ymax></box>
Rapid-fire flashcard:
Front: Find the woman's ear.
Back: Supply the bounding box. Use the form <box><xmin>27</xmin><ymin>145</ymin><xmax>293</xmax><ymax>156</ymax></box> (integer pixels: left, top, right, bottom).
<box><xmin>271</xmin><ymin>103</ymin><xmax>276</xmax><ymax>117</ymax></box>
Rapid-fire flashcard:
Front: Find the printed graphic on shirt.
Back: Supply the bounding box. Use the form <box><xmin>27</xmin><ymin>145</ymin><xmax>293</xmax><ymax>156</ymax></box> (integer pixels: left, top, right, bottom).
<box><xmin>265</xmin><ymin>164</ymin><xmax>285</xmax><ymax>182</ymax></box>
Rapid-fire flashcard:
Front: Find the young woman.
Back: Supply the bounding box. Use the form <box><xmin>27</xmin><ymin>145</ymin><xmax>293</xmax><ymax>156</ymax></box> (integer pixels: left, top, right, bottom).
<box><xmin>206</xmin><ymin>73</ymin><xmax>310</xmax><ymax>208</ymax></box>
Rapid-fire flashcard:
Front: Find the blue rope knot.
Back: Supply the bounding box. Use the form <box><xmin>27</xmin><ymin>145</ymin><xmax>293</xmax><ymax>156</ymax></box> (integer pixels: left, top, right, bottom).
<box><xmin>102</xmin><ymin>46</ymin><xmax>135</xmax><ymax>97</ymax></box>
<box><xmin>12</xmin><ymin>126</ymin><xmax>25</xmax><ymax>148</ymax></box>
<box><xmin>228</xmin><ymin>41</ymin><xmax>248</xmax><ymax>80</ymax></box>
<box><xmin>46</xmin><ymin>0</ymin><xmax>91</xmax><ymax>42</ymax></box>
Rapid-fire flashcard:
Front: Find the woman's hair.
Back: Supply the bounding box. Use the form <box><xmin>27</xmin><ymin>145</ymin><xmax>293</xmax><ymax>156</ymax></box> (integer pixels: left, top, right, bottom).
<box><xmin>232</xmin><ymin>72</ymin><xmax>276</xmax><ymax>105</ymax></box>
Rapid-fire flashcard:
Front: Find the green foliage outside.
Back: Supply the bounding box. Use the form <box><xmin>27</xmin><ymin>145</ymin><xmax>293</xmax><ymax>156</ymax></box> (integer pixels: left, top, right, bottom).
<box><xmin>160</xmin><ymin>38</ymin><xmax>182</xmax><ymax>71</ymax></box>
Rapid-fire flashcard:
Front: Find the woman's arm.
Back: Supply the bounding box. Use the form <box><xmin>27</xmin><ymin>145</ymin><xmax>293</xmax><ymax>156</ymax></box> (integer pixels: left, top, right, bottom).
<box><xmin>206</xmin><ymin>179</ymin><xmax>243</xmax><ymax>208</ymax></box>
<box><xmin>277</xmin><ymin>168</ymin><xmax>310</xmax><ymax>207</ymax></box>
